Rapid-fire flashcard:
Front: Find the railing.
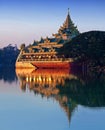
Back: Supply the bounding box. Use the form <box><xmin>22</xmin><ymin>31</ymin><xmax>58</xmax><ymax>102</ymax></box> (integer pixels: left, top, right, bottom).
<box><xmin>18</xmin><ymin>58</ymin><xmax>73</xmax><ymax>62</ymax></box>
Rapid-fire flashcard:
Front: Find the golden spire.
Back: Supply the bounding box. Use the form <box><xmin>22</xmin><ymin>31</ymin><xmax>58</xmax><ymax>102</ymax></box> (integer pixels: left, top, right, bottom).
<box><xmin>68</xmin><ymin>8</ymin><xmax>70</xmax><ymax>15</ymax></box>
<box><xmin>64</xmin><ymin>8</ymin><xmax>71</xmax><ymax>29</ymax></box>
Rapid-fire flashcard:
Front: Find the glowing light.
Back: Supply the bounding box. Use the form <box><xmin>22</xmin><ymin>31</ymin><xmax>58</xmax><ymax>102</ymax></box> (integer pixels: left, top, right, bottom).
<box><xmin>29</xmin><ymin>77</ymin><xmax>32</xmax><ymax>82</ymax></box>
<box><xmin>26</xmin><ymin>77</ymin><xmax>29</xmax><ymax>82</ymax></box>
<box><xmin>48</xmin><ymin>77</ymin><xmax>52</xmax><ymax>82</ymax></box>
<box><xmin>33</xmin><ymin>77</ymin><xmax>36</xmax><ymax>82</ymax></box>
<box><xmin>39</xmin><ymin>76</ymin><xmax>42</xmax><ymax>82</ymax></box>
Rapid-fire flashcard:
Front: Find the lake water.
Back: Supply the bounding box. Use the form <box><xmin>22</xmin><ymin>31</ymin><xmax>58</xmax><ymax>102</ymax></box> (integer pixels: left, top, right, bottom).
<box><xmin>0</xmin><ymin>67</ymin><xmax>105</xmax><ymax>130</ymax></box>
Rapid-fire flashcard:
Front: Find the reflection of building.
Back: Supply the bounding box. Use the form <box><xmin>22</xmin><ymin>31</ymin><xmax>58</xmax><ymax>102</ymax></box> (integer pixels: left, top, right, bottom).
<box><xmin>16</xmin><ymin>9</ymin><xmax>79</xmax><ymax>69</ymax></box>
<box><xmin>16</xmin><ymin>69</ymin><xmax>77</xmax><ymax>94</ymax></box>
<box><xmin>55</xmin><ymin>95</ymin><xmax>77</xmax><ymax>124</ymax></box>
<box><xmin>16</xmin><ymin>68</ymin><xmax>77</xmax><ymax>123</ymax></box>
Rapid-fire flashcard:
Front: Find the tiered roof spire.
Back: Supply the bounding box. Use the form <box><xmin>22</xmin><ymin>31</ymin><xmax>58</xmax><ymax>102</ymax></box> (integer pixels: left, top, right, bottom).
<box><xmin>53</xmin><ymin>8</ymin><xmax>79</xmax><ymax>40</ymax></box>
<box><xmin>64</xmin><ymin>8</ymin><xmax>71</xmax><ymax>29</ymax></box>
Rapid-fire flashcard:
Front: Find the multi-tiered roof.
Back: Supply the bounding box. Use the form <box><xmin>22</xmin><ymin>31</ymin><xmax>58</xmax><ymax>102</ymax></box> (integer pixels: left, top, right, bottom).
<box><xmin>28</xmin><ymin>9</ymin><xmax>79</xmax><ymax>52</ymax></box>
<box><xmin>18</xmin><ymin>9</ymin><xmax>79</xmax><ymax>61</ymax></box>
<box><xmin>53</xmin><ymin>8</ymin><xmax>79</xmax><ymax>40</ymax></box>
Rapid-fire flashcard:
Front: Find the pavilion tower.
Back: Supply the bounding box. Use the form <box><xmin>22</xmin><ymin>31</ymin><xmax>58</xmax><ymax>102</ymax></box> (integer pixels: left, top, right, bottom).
<box><xmin>53</xmin><ymin>8</ymin><xmax>79</xmax><ymax>40</ymax></box>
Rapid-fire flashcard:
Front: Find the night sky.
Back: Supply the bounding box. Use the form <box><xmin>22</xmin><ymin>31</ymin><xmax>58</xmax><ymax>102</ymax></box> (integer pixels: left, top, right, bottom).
<box><xmin>0</xmin><ymin>0</ymin><xmax>105</xmax><ymax>47</ymax></box>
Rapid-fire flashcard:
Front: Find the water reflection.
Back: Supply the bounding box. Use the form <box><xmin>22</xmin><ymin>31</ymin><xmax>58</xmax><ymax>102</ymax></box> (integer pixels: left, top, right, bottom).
<box><xmin>16</xmin><ymin>69</ymin><xmax>77</xmax><ymax>93</ymax></box>
<box><xmin>16</xmin><ymin>68</ymin><xmax>105</xmax><ymax>124</ymax></box>
<box><xmin>16</xmin><ymin>69</ymin><xmax>78</xmax><ymax>122</ymax></box>
<box><xmin>0</xmin><ymin>67</ymin><xmax>17</xmax><ymax>83</ymax></box>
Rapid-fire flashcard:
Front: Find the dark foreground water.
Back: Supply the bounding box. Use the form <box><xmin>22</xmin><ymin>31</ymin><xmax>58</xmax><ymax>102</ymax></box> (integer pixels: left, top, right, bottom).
<box><xmin>0</xmin><ymin>67</ymin><xmax>105</xmax><ymax>130</ymax></box>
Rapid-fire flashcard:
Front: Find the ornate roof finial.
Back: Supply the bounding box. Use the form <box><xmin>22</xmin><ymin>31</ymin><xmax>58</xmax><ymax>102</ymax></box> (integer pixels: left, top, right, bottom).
<box><xmin>68</xmin><ymin>8</ymin><xmax>70</xmax><ymax>15</ymax></box>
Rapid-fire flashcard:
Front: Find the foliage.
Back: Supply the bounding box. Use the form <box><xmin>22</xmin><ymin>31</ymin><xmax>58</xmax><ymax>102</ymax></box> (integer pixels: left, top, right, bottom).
<box><xmin>59</xmin><ymin>31</ymin><xmax>105</xmax><ymax>66</ymax></box>
<box><xmin>0</xmin><ymin>44</ymin><xmax>19</xmax><ymax>67</ymax></box>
